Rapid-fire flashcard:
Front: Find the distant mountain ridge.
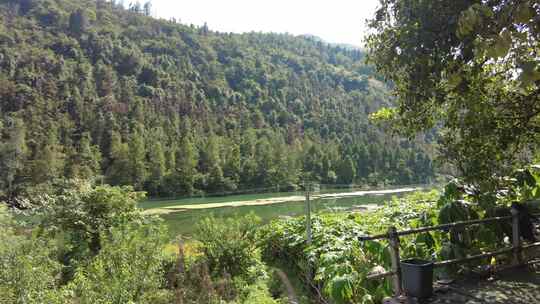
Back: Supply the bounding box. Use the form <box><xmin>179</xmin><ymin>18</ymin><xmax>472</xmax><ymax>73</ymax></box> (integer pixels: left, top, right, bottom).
<box><xmin>299</xmin><ymin>34</ymin><xmax>362</xmax><ymax>50</ymax></box>
<box><xmin>0</xmin><ymin>0</ymin><xmax>434</xmax><ymax>200</ymax></box>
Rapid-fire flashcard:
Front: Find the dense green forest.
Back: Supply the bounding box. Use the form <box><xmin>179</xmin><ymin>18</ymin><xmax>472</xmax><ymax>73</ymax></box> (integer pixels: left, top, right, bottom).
<box><xmin>0</xmin><ymin>0</ymin><xmax>435</xmax><ymax>202</ymax></box>
<box><xmin>2</xmin><ymin>0</ymin><xmax>540</xmax><ymax>303</ymax></box>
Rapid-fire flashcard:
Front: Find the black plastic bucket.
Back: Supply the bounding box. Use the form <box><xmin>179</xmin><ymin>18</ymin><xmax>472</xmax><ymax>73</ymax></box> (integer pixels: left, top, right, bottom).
<box><xmin>401</xmin><ymin>259</ymin><xmax>434</xmax><ymax>299</ymax></box>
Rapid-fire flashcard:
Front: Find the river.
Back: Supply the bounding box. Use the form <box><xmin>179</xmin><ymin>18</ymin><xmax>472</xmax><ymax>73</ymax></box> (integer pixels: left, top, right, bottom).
<box><xmin>140</xmin><ymin>186</ymin><xmax>424</xmax><ymax>237</ymax></box>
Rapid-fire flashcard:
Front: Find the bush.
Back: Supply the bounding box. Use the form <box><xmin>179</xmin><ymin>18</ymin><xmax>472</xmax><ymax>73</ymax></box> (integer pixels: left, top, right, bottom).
<box><xmin>31</xmin><ymin>182</ymin><xmax>146</xmax><ymax>272</ymax></box>
<box><xmin>67</xmin><ymin>219</ymin><xmax>171</xmax><ymax>304</ymax></box>
<box><xmin>195</xmin><ymin>213</ymin><xmax>262</xmax><ymax>278</ymax></box>
<box><xmin>0</xmin><ymin>205</ymin><xmax>65</xmax><ymax>304</ymax></box>
<box><xmin>258</xmin><ymin>191</ymin><xmax>441</xmax><ymax>303</ymax></box>
<box><xmin>233</xmin><ymin>281</ymin><xmax>281</xmax><ymax>304</ymax></box>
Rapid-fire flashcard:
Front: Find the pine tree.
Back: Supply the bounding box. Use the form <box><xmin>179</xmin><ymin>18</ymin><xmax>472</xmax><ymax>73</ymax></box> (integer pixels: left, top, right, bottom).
<box><xmin>69</xmin><ymin>132</ymin><xmax>102</xmax><ymax>180</ymax></box>
<box><xmin>175</xmin><ymin>137</ymin><xmax>198</xmax><ymax>195</ymax></box>
<box><xmin>101</xmin><ymin>112</ymin><xmax>118</xmax><ymax>166</ymax></box>
<box><xmin>147</xmin><ymin>141</ymin><xmax>166</xmax><ymax>195</ymax></box>
<box><xmin>303</xmin><ymin>145</ymin><xmax>323</xmax><ymax>182</ymax></box>
<box><xmin>199</xmin><ymin>134</ymin><xmax>220</xmax><ymax>174</ymax></box>
<box><xmin>30</xmin><ymin>127</ymin><xmax>65</xmax><ymax>184</ymax></box>
<box><xmin>128</xmin><ymin>128</ymin><xmax>147</xmax><ymax>190</ymax></box>
<box><xmin>337</xmin><ymin>156</ymin><xmax>356</xmax><ymax>185</ymax></box>
<box><xmin>222</xmin><ymin>143</ymin><xmax>240</xmax><ymax>187</ymax></box>
<box><xmin>106</xmin><ymin>131</ymin><xmax>131</xmax><ymax>186</ymax></box>
<box><xmin>254</xmin><ymin>138</ymin><xmax>274</xmax><ymax>187</ymax></box>
<box><xmin>95</xmin><ymin>63</ymin><xmax>116</xmax><ymax>98</ymax></box>
<box><xmin>0</xmin><ymin>117</ymin><xmax>27</xmax><ymax>200</ymax></box>
<box><xmin>207</xmin><ymin>164</ymin><xmax>225</xmax><ymax>193</ymax></box>
<box><xmin>165</xmin><ymin>146</ymin><xmax>176</xmax><ymax>175</ymax></box>
<box><xmin>69</xmin><ymin>9</ymin><xmax>88</xmax><ymax>35</ymax></box>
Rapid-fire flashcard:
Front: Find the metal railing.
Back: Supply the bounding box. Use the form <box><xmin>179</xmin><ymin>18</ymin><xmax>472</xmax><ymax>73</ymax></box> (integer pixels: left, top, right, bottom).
<box><xmin>358</xmin><ymin>206</ymin><xmax>540</xmax><ymax>299</ymax></box>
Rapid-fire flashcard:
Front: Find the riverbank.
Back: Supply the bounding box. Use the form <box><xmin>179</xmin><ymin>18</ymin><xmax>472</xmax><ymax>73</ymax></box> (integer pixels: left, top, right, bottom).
<box><xmin>142</xmin><ymin>187</ymin><xmax>421</xmax><ymax>215</ymax></box>
<box><xmin>140</xmin><ymin>187</ymin><xmax>427</xmax><ymax>236</ymax></box>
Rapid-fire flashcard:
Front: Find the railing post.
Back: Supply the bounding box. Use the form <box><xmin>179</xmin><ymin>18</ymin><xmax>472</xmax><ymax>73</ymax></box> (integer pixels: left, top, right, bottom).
<box><xmin>306</xmin><ymin>184</ymin><xmax>312</xmax><ymax>245</ymax></box>
<box><xmin>388</xmin><ymin>226</ymin><xmax>402</xmax><ymax>298</ymax></box>
<box><xmin>305</xmin><ymin>183</ymin><xmax>313</xmax><ymax>283</ymax></box>
<box><xmin>511</xmin><ymin>205</ymin><xmax>522</xmax><ymax>266</ymax></box>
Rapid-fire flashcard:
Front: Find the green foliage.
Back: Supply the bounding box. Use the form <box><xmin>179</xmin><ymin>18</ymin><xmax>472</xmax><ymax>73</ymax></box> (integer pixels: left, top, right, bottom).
<box><xmin>0</xmin><ymin>116</ymin><xmax>27</xmax><ymax>201</ymax></box>
<box><xmin>431</xmin><ymin>170</ymin><xmax>540</xmax><ymax>275</ymax></box>
<box><xmin>259</xmin><ymin>191</ymin><xmax>440</xmax><ymax>303</ymax></box>
<box><xmin>172</xmin><ymin>213</ymin><xmax>290</xmax><ymax>304</ymax></box>
<box><xmin>0</xmin><ymin>0</ymin><xmax>435</xmax><ymax>202</ymax></box>
<box><xmin>0</xmin><ymin>205</ymin><xmax>65</xmax><ymax>304</ymax></box>
<box><xmin>36</xmin><ymin>182</ymin><xmax>144</xmax><ymax>235</ymax></box>
<box><xmin>0</xmin><ymin>182</ymin><xmax>172</xmax><ymax>304</ymax></box>
<box><xmin>441</xmin><ymin>165</ymin><xmax>540</xmax><ymax>211</ymax></box>
<box><xmin>367</xmin><ymin>0</ymin><xmax>540</xmax><ymax>189</ymax></box>
<box><xmin>257</xmin><ymin>186</ymin><xmax>524</xmax><ymax>302</ymax></box>
<box><xmin>29</xmin><ymin>181</ymin><xmax>146</xmax><ymax>283</ymax></box>
<box><xmin>337</xmin><ymin>156</ymin><xmax>356</xmax><ymax>184</ymax></box>
<box><xmin>68</xmin><ymin>132</ymin><xmax>102</xmax><ymax>180</ymax></box>
<box><xmin>68</xmin><ymin>220</ymin><xmax>171</xmax><ymax>304</ymax></box>
<box><xmin>195</xmin><ymin>213</ymin><xmax>262</xmax><ymax>278</ymax></box>
<box><xmin>128</xmin><ymin>127</ymin><xmax>148</xmax><ymax>190</ymax></box>
<box><xmin>498</xmin><ymin>165</ymin><xmax>540</xmax><ymax>204</ymax></box>
<box><xmin>68</xmin><ymin>8</ymin><xmax>88</xmax><ymax>35</ymax></box>
<box><xmin>231</xmin><ymin>281</ymin><xmax>282</xmax><ymax>304</ymax></box>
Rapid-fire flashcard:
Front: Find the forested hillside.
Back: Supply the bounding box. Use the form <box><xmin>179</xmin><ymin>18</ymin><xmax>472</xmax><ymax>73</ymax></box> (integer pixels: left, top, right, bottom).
<box><xmin>0</xmin><ymin>0</ymin><xmax>435</xmax><ymax>200</ymax></box>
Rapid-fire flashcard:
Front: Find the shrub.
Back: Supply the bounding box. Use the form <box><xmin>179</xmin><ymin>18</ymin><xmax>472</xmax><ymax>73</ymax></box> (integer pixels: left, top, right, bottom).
<box><xmin>0</xmin><ymin>205</ymin><xmax>65</xmax><ymax>304</ymax></box>
<box><xmin>67</xmin><ymin>219</ymin><xmax>171</xmax><ymax>304</ymax></box>
<box><xmin>258</xmin><ymin>191</ymin><xmax>440</xmax><ymax>303</ymax></box>
<box><xmin>195</xmin><ymin>213</ymin><xmax>262</xmax><ymax>278</ymax></box>
<box><xmin>30</xmin><ymin>182</ymin><xmax>146</xmax><ymax>279</ymax></box>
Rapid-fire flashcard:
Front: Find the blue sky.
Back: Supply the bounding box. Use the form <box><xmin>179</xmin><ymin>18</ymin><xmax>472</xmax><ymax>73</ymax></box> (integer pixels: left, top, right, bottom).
<box><xmin>151</xmin><ymin>0</ymin><xmax>380</xmax><ymax>47</ymax></box>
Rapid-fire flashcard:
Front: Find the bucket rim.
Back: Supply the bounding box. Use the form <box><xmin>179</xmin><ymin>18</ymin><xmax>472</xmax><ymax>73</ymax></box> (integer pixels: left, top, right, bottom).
<box><xmin>400</xmin><ymin>258</ymin><xmax>434</xmax><ymax>266</ymax></box>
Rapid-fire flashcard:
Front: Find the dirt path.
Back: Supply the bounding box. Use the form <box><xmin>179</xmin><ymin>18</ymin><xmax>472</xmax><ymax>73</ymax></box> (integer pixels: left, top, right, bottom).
<box><xmin>274</xmin><ymin>268</ymin><xmax>299</xmax><ymax>304</ymax></box>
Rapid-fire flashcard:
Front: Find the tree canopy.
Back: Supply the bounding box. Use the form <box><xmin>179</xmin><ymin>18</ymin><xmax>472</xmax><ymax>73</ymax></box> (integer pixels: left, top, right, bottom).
<box><xmin>0</xmin><ymin>0</ymin><xmax>435</xmax><ymax>201</ymax></box>
<box><xmin>367</xmin><ymin>0</ymin><xmax>540</xmax><ymax>188</ymax></box>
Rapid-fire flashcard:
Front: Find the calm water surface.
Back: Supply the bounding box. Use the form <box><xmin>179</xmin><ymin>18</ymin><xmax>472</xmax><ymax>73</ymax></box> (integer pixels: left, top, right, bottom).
<box><xmin>140</xmin><ymin>188</ymin><xmax>420</xmax><ymax>237</ymax></box>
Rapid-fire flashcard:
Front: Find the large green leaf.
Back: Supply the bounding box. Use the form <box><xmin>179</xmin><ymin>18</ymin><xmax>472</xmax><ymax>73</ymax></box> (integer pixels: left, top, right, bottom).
<box><xmin>487</xmin><ymin>29</ymin><xmax>512</xmax><ymax>59</ymax></box>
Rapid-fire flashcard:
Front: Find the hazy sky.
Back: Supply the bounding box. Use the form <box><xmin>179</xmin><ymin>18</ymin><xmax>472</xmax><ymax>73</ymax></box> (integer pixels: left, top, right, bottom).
<box><xmin>151</xmin><ymin>0</ymin><xmax>380</xmax><ymax>47</ymax></box>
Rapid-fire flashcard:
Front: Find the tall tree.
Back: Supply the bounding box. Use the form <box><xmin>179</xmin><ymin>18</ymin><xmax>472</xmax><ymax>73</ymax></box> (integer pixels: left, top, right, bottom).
<box><xmin>69</xmin><ymin>9</ymin><xmax>88</xmax><ymax>35</ymax></box>
<box><xmin>147</xmin><ymin>141</ymin><xmax>166</xmax><ymax>195</ymax></box>
<box><xmin>199</xmin><ymin>134</ymin><xmax>220</xmax><ymax>174</ymax></box>
<box><xmin>128</xmin><ymin>128</ymin><xmax>147</xmax><ymax>190</ymax></box>
<box><xmin>222</xmin><ymin>143</ymin><xmax>241</xmax><ymax>187</ymax></box>
<box><xmin>106</xmin><ymin>132</ymin><xmax>131</xmax><ymax>186</ymax></box>
<box><xmin>0</xmin><ymin>0</ymin><xmax>436</xmax><ymax>197</ymax></box>
<box><xmin>69</xmin><ymin>132</ymin><xmax>102</xmax><ymax>180</ymax></box>
<box><xmin>0</xmin><ymin>117</ymin><xmax>27</xmax><ymax>201</ymax></box>
<box><xmin>337</xmin><ymin>156</ymin><xmax>356</xmax><ymax>185</ymax></box>
<box><xmin>367</xmin><ymin>0</ymin><xmax>540</xmax><ymax>188</ymax></box>
<box><xmin>175</xmin><ymin>137</ymin><xmax>198</xmax><ymax>195</ymax></box>
<box><xmin>30</xmin><ymin>128</ymin><xmax>65</xmax><ymax>184</ymax></box>
<box><xmin>207</xmin><ymin>164</ymin><xmax>226</xmax><ymax>193</ymax></box>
